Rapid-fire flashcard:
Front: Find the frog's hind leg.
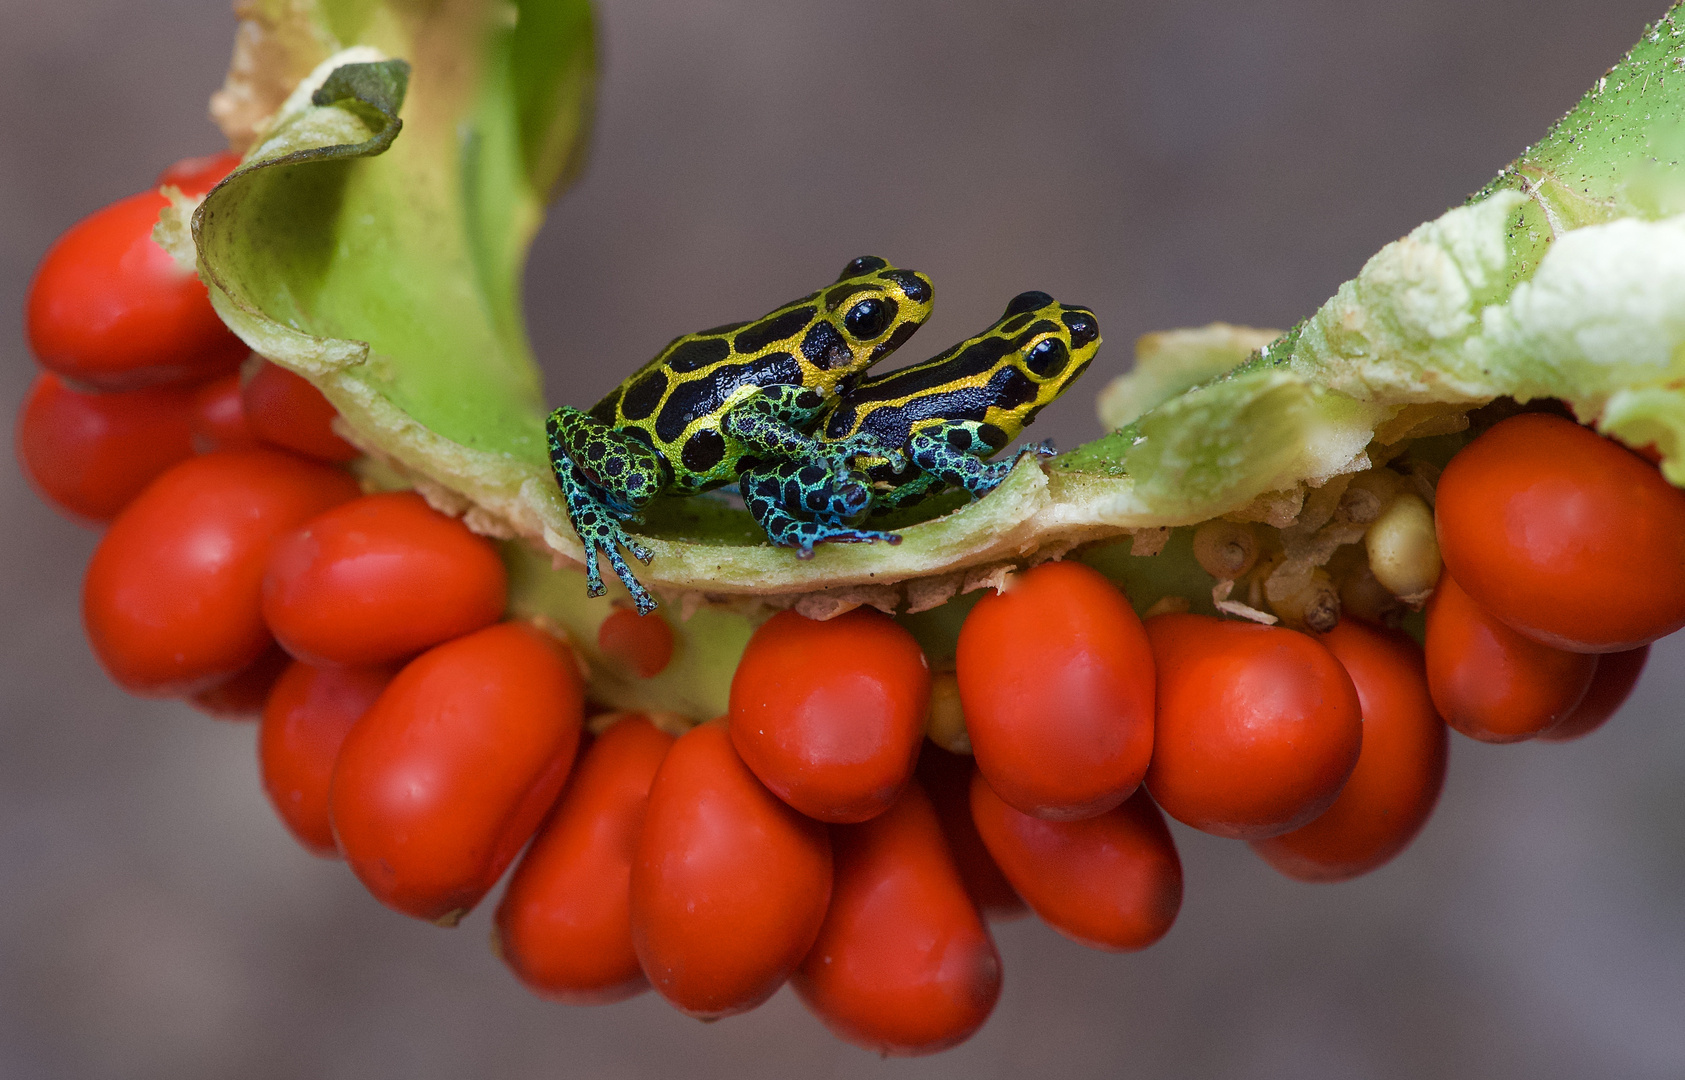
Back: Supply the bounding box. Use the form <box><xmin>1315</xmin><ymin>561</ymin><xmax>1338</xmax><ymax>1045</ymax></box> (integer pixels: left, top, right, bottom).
<box><xmin>907</xmin><ymin>423</ymin><xmax>1056</xmax><ymax>500</ymax></box>
<box><xmin>740</xmin><ymin>463</ymin><xmax>901</xmax><ymax>557</ymax></box>
<box><xmin>547</xmin><ymin>407</ymin><xmax>664</xmax><ymax>614</ymax></box>
<box><xmin>723</xmin><ymin>386</ymin><xmax>905</xmax><ymax>476</ymax></box>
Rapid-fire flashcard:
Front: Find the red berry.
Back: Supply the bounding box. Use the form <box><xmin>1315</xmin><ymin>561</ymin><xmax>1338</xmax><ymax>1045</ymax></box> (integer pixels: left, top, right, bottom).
<box><xmin>261</xmin><ymin>492</ymin><xmax>508</xmax><ymax>666</ymax></box>
<box><xmin>597</xmin><ymin>608</ymin><xmax>675</xmax><ymax>678</ymax></box>
<box><xmin>1436</xmin><ymin>413</ymin><xmax>1685</xmax><ymax>652</ymax></box>
<box><xmin>794</xmin><ymin>782</ymin><xmax>1002</xmax><ymax>1056</ymax></box>
<box><xmin>241</xmin><ymin>360</ymin><xmax>359</xmax><ymax>462</ymax></box>
<box><xmin>190</xmin><ymin>372</ymin><xmax>259</xmax><ymax>452</ymax></box>
<box><xmin>82</xmin><ymin>450</ymin><xmax>360</xmax><ymax>695</ymax></box>
<box><xmin>156</xmin><ymin>151</ymin><xmax>240</xmax><ymax>195</ymax></box>
<box><xmin>495</xmin><ymin>714</ymin><xmax>674</xmax><ymax>1003</ymax></box>
<box><xmin>1538</xmin><ymin>645</ymin><xmax>1649</xmax><ymax>743</ymax></box>
<box><xmin>1251</xmin><ymin>619</ymin><xmax>1449</xmax><ymax>881</ymax></box>
<box><xmin>331</xmin><ymin>623</ymin><xmax>584</xmax><ymax>924</ymax></box>
<box><xmin>956</xmin><ymin>561</ymin><xmax>1156</xmax><ymax>821</ymax></box>
<box><xmin>27</xmin><ymin>190</ymin><xmax>248</xmax><ymax>389</ymax></box>
<box><xmin>729</xmin><ymin>608</ymin><xmax>930</xmax><ymax>823</ymax></box>
<box><xmin>16</xmin><ymin>372</ymin><xmax>195</xmax><ymax>523</ymax></box>
<box><xmin>914</xmin><ymin>746</ymin><xmax>1026</xmax><ymax>920</ymax></box>
<box><xmin>189</xmin><ymin>645</ymin><xmax>290</xmax><ymax>721</ymax></box>
<box><xmin>1144</xmin><ymin>613</ymin><xmax>1362</xmax><ymax>839</ymax></box>
<box><xmin>971</xmin><ymin>776</ymin><xmax>1181</xmax><ymax>951</ymax></box>
<box><xmin>260</xmin><ymin>660</ymin><xmax>395</xmax><ymax>856</ymax></box>
<box><xmin>1424</xmin><ymin>572</ymin><xmax>1595</xmax><ymax>743</ymax></box>
<box><xmin>631</xmin><ymin>721</ymin><xmax>832</xmax><ymax>1018</ymax></box>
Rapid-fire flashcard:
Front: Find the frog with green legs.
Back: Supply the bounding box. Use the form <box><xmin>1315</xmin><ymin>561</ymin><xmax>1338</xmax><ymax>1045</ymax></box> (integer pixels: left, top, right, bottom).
<box><xmin>546</xmin><ymin>257</ymin><xmax>935</xmax><ymax>612</ymax></box>
<box><xmin>738</xmin><ymin>291</ymin><xmax>1101</xmax><ymax>553</ymax></box>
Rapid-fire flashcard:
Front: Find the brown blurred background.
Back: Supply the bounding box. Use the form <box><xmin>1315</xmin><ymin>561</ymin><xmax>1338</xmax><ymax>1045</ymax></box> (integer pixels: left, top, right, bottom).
<box><xmin>5</xmin><ymin>1</ymin><xmax>1685</xmax><ymax>1077</ymax></box>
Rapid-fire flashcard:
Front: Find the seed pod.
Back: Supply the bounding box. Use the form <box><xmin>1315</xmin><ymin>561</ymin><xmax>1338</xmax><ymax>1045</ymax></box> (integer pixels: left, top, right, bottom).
<box><xmin>1330</xmin><ymin>546</ymin><xmax>1403</xmax><ymax>627</ymax></box>
<box><xmin>1337</xmin><ymin>468</ymin><xmax>1401</xmax><ymax>526</ymax></box>
<box><xmin>924</xmin><ymin>671</ymin><xmax>971</xmax><ymax>754</ymax></box>
<box><xmin>1366</xmin><ymin>493</ymin><xmax>1441</xmax><ymax>602</ymax></box>
<box><xmin>1191</xmin><ymin>520</ymin><xmax>1260</xmax><ymax>580</ymax></box>
<box><xmin>1267</xmin><ymin>566</ymin><xmax>1342</xmax><ymax>633</ymax></box>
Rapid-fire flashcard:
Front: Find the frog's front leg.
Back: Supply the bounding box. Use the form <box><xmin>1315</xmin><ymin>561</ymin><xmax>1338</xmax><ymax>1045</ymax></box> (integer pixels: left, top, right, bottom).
<box><xmin>721</xmin><ymin>386</ymin><xmax>905</xmax><ymax>476</ymax></box>
<box><xmin>907</xmin><ymin>424</ymin><xmax>1057</xmax><ymax>500</ymax></box>
<box><xmin>547</xmin><ymin>407</ymin><xmax>667</xmax><ymax>614</ymax></box>
<box><xmin>739</xmin><ymin>462</ymin><xmax>902</xmax><ymax>557</ymax></box>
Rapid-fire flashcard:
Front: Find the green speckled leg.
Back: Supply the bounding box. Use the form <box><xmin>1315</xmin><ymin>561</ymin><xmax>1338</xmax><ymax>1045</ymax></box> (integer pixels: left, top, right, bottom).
<box><xmin>740</xmin><ymin>462</ymin><xmax>901</xmax><ymax>556</ymax></box>
<box><xmin>865</xmin><ymin>469</ymin><xmax>946</xmax><ymax>515</ymax></box>
<box><xmin>908</xmin><ymin>425</ymin><xmax>1056</xmax><ymax>500</ymax></box>
<box><xmin>723</xmin><ymin>386</ymin><xmax>904</xmax><ymax>475</ymax></box>
<box><xmin>546</xmin><ymin>407</ymin><xmax>666</xmax><ymax>613</ymax></box>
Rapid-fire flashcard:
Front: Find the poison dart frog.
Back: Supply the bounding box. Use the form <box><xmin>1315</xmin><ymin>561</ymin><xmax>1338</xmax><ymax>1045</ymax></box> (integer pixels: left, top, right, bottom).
<box><xmin>546</xmin><ymin>256</ymin><xmax>935</xmax><ymax>612</ymax></box>
<box><xmin>739</xmin><ymin>291</ymin><xmax>1100</xmax><ymax>552</ymax></box>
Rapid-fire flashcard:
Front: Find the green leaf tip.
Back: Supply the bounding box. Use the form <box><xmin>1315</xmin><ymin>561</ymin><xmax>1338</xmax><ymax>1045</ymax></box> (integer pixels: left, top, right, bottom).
<box><xmin>309</xmin><ymin>58</ymin><xmax>411</xmax><ymax>155</ymax></box>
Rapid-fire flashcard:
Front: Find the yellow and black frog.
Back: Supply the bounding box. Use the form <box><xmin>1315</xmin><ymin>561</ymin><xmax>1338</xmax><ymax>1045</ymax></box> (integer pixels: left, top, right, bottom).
<box><xmin>546</xmin><ymin>256</ymin><xmax>934</xmax><ymax>611</ymax></box>
<box><xmin>738</xmin><ymin>291</ymin><xmax>1100</xmax><ymax>553</ymax></box>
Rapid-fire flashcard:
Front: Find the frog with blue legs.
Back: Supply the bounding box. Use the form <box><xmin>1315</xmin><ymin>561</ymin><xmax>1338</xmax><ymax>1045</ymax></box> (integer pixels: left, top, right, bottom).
<box><xmin>738</xmin><ymin>291</ymin><xmax>1101</xmax><ymax>552</ymax></box>
<box><xmin>546</xmin><ymin>256</ymin><xmax>935</xmax><ymax>612</ymax></box>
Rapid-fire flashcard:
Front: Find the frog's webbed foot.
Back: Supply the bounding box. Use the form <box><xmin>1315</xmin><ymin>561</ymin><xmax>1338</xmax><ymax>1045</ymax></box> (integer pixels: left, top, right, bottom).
<box><xmin>740</xmin><ymin>463</ymin><xmax>901</xmax><ymax>556</ymax></box>
<box><xmin>548</xmin><ymin>407</ymin><xmax>668</xmax><ymax>613</ymax></box>
<box><xmin>742</xmin><ymin>461</ymin><xmax>872</xmax><ymax>522</ymax></box>
<box><xmin>908</xmin><ymin>426</ymin><xmax>1052</xmax><ymax>502</ymax></box>
<box><xmin>552</xmin><ymin>460</ymin><xmax>659</xmax><ymax>614</ymax></box>
<box><xmin>822</xmin><ymin>432</ymin><xmax>908</xmax><ymax>476</ymax></box>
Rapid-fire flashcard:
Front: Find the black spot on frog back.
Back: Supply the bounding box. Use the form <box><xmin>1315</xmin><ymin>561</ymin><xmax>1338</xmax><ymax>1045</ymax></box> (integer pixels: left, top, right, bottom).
<box><xmin>733</xmin><ymin>307</ymin><xmax>816</xmax><ymax>355</ymax></box>
<box><xmin>654</xmin><ymin>352</ymin><xmax>803</xmax><ymax>442</ymax></box>
<box><xmin>666</xmin><ymin>336</ymin><xmax>733</xmax><ymax>373</ymax></box>
<box><xmin>620</xmin><ymin>370</ymin><xmax>668</xmax><ymax>421</ymax></box>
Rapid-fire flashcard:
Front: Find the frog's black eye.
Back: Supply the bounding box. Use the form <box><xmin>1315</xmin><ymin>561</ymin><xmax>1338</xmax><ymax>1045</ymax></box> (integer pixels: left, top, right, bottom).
<box><xmin>1025</xmin><ymin>337</ymin><xmax>1070</xmax><ymax>378</ymax></box>
<box><xmin>1061</xmin><ymin>308</ymin><xmax>1099</xmax><ymax>348</ymax></box>
<box><xmin>1004</xmin><ymin>291</ymin><xmax>1054</xmax><ymax>318</ymax></box>
<box><xmin>839</xmin><ymin>256</ymin><xmax>888</xmax><ymax>281</ymax></box>
<box><xmin>844</xmin><ymin>297</ymin><xmax>894</xmax><ymax>339</ymax></box>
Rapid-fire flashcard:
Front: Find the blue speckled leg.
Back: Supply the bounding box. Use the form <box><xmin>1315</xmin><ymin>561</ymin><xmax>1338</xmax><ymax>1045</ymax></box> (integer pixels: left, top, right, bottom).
<box><xmin>908</xmin><ymin>425</ymin><xmax>1056</xmax><ymax>499</ymax></box>
<box><xmin>723</xmin><ymin>385</ymin><xmax>904</xmax><ymax>475</ymax></box>
<box><xmin>739</xmin><ymin>462</ymin><xmax>902</xmax><ymax>557</ymax></box>
<box><xmin>547</xmin><ymin>407</ymin><xmax>664</xmax><ymax>614</ymax></box>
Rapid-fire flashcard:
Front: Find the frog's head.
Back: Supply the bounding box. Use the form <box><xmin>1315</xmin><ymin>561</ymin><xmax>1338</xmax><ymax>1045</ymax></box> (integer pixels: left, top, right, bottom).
<box><xmin>998</xmin><ymin>290</ymin><xmax>1103</xmax><ymax>407</ymax></box>
<box><xmin>798</xmin><ymin>256</ymin><xmax>935</xmax><ymax>390</ymax></box>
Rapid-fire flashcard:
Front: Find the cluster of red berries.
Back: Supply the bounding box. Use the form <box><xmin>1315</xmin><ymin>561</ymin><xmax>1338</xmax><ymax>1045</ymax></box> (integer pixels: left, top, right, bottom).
<box><xmin>18</xmin><ymin>153</ymin><xmax>1684</xmax><ymax>1058</ymax></box>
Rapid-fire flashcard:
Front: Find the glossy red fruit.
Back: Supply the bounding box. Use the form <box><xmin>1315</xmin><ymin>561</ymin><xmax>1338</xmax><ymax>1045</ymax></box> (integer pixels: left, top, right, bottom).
<box><xmin>190</xmin><ymin>372</ymin><xmax>259</xmax><ymax>451</ymax></box>
<box><xmin>1538</xmin><ymin>645</ymin><xmax>1650</xmax><ymax>743</ymax></box>
<box><xmin>82</xmin><ymin>450</ymin><xmax>359</xmax><ymax>695</ymax></box>
<box><xmin>956</xmin><ymin>561</ymin><xmax>1155</xmax><ymax>821</ymax></box>
<box><xmin>915</xmin><ymin>746</ymin><xmax>1026</xmax><ymax>920</ymax></box>
<box><xmin>1251</xmin><ymin>619</ymin><xmax>1449</xmax><ymax>882</ymax></box>
<box><xmin>259</xmin><ymin>660</ymin><xmax>395</xmax><ymax>855</ymax></box>
<box><xmin>495</xmin><ymin>714</ymin><xmax>674</xmax><ymax>1003</ymax></box>
<box><xmin>331</xmin><ymin>622</ymin><xmax>584</xmax><ymax>924</ymax></box>
<box><xmin>1424</xmin><ymin>573</ymin><xmax>1595</xmax><ymax>743</ymax></box>
<box><xmin>971</xmin><ymin>775</ymin><xmax>1181</xmax><ymax>951</ymax></box>
<box><xmin>189</xmin><ymin>645</ymin><xmax>290</xmax><ymax>721</ymax></box>
<box><xmin>631</xmin><ymin>721</ymin><xmax>832</xmax><ymax>1018</ymax></box>
<box><xmin>156</xmin><ymin>151</ymin><xmax>240</xmax><ymax>194</ymax></box>
<box><xmin>597</xmin><ymin>608</ymin><xmax>675</xmax><ymax>678</ymax></box>
<box><xmin>1436</xmin><ymin>413</ymin><xmax>1685</xmax><ymax>652</ymax></box>
<box><xmin>261</xmin><ymin>492</ymin><xmax>508</xmax><ymax>666</ymax></box>
<box><xmin>729</xmin><ymin>608</ymin><xmax>930</xmax><ymax>823</ymax></box>
<box><xmin>16</xmin><ymin>372</ymin><xmax>195</xmax><ymax>522</ymax></box>
<box><xmin>26</xmin><ymin>190</ymin><xmax>249</xmax><ymax>389</ymax></box>
<box><xmin>240</xmin><ymin>360</ymin><xmax>359</xmax><ymax>462</ymax></box>
<box><xmin>1144</xmin><ymin>613</ymin><xmax>1362</xmax><ymax>839</ymax></box>
<box><xmin>794</xmin><ymin>782</ymin><xmax>1002</xmax><ymax>1056</ymax></box>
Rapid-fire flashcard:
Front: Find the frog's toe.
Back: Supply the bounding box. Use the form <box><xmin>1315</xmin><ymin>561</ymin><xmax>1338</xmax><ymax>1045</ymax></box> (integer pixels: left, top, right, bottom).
<box><xmin>1024</xmin><ymin>438</ymin><xmax>1058</xmax><ymax>458</ymax></box>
